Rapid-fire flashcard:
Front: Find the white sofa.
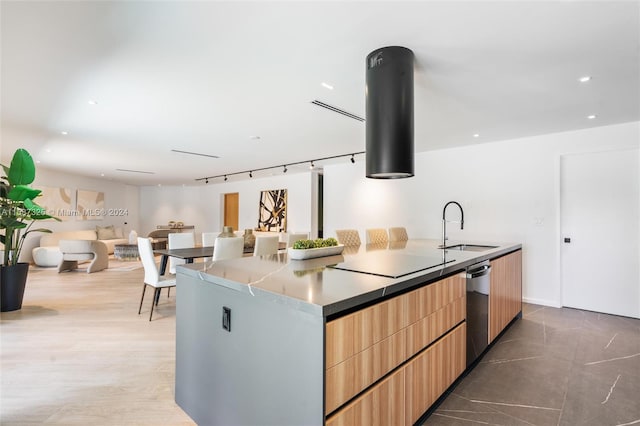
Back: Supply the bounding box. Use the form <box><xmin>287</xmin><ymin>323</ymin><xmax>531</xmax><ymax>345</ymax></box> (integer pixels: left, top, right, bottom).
<box><xmin>32</xmin><ymin>228</ymin><xmax>128</xmax><ymax>267</ymax></box>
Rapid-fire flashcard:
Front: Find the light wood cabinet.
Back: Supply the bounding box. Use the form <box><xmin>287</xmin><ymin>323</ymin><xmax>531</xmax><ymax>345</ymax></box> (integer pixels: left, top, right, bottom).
<box><xmin>327</xmin><ymin>323</ymin><xmax>466</xmax><ymax>426</ymax></box>
<box><xmin>325</xmin><ymin>273</ymin><xmax>466</xmax><ymax>420</ymax></box>
<box><xmin>489</xmin><ymin>250</ymin><xmax>522</xmax><ymax>342</ymax></box>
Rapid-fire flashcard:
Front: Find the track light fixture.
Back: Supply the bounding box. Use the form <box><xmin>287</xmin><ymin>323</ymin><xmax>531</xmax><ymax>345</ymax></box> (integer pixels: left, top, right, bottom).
<box><xmin>195</xmin><ymin>151</ymin><xmax>363</xmax><ymax>183</ymax></box>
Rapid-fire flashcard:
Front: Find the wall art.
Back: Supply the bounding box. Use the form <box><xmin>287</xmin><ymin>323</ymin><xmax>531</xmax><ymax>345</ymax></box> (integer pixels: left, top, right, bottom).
<box><xmin>76</xmin><ymin>189</ymin><xmax>105</xmax><ymax>221</ymax></box>
<box><xmin>38</xmin><ymin>186</ymin><xmax>73</xmax><ymax>221</ymax></box>
<box><xmin>258</xmin><ymin>189</ymin><xmax>287</xmax><ymax>232</ymax></box>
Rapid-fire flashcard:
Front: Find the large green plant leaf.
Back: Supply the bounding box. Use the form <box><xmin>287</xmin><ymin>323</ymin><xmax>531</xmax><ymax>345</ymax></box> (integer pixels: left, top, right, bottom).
<box><xmin>8</xmin><ymin>185</ymin><xmax>40</xmax><ymax>202</ymax></box>
<box><xmin>0</xmin><ymin>217</ymin><xmax>26</xmax><ymax>229</ymax></box>
<box><xmin>7</xmin><ymin>149</ymin><xmax>35</xmax><ymax>185</ymax></box>
<box><xmin>26</xmin><ymin>228</ymin><xmax>53</xmax><ymax>234</ymax></box>
<box><xmin>23</xmin><ymin>198</ymin><xmax>57</xmax><ymax>220</ymax></box>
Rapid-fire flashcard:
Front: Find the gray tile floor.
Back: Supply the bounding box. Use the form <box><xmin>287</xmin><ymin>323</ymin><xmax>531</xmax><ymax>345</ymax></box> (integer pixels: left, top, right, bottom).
<box><xmin>425</xmin><ymin>303</ymin><xmax>640</xmax><ymax>425</ymax></box>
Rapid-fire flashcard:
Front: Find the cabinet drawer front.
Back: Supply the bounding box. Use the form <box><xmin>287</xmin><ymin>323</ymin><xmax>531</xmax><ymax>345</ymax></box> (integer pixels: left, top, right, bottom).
<box><xmin>326</xmin><ymin>329</ymin><xmax>406</xmax><ymax>414</ymax></box>
<box><xmin>405</xmin><ymin>295</ymin><xmax>465</xmax><ymax>357</ymax></box>
<box><xmin>326</xmin><ymin>367</ymin><xmax>405</xmax><ymax>426</ymax></box>
<box><xmin>407</xmin><ymin>273</ymin><xmax>465</xmax><ymax>324</ymax></box>
<box><xmin>404</xmin><ymin>322</ymin><xmax>466</xmax><ymax>425</ymax></box>
<box><xmin>326</xmin><ymin>294</ymin><xmax>408</xmax><ymax>368</ymax></box>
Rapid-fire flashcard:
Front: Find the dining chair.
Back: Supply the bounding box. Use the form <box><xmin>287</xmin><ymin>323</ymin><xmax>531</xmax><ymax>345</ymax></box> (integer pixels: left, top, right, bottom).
<box><xmin>286</xmin><ymin>232</ymin><xmax>309</xmax><ymax>248</ymax></box>
<box><xmin>335</xmin><ymin>229</ymin><xmax>361</xmax><ymax>246</ymax></box>
<box><xmin>253</xmin><ymin>235</ymin><xmax>279</xmax><ymax>256</ymax></box>
<box><xmin>388</xmin><ymin>227</ymin><xmax>409</xmax><ymax>242</ymax></box>
<box><xmin>137</xmin><ymin>237</ymin><xmax>176</xmax><ymax>321</ymax></box>
<box><xmin>168</xmin><ymin>232</ymin><xmax>195</xmax><ymax>274</ymax></box>
<box><xmin>366</xmin><ymin>228</ymin><xmax>389</xmax><ymax>245</ymax></box>
<box><xmin>212</xmin><ymin>237</ymin><xmax>244</xmax><ymax>261</ymax></box>
<box><xmin>201</xmin><ymin>232</ymin><xmax>217</xmax><ymax>262</ymax></box>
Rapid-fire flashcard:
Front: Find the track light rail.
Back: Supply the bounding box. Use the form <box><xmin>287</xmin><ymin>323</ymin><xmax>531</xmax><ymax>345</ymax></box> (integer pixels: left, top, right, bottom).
<box><xmin>195</xmin><ymin>151</ymin><xmax>364</xmax><ymax>183</ymax></box>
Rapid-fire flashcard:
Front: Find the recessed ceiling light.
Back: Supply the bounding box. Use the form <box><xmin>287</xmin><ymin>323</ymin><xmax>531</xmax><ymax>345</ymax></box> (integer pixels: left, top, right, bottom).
<box><xmin>579</xmin><ymin>76</ymin><xmax>592</xmax><ymax>83</ymax></box>
<box><xmin>61</xmin><ymin>131</ymin><xmax>68</xmax><ymax>135</ymax></box>
<box><xmin>88</xmin><ymin>100</ymin><xmax>98</xmax><ymax>105</ymax></box>
<box><xmin>587</xmin><ymin>114</ymin><xmax>597</xmax><ymax>120</ymax></box>
<box><xmin>321</xmin><ymin>82</ymin><xmax>334</xmax><ymax>90</ymax></box>
<box><xmin>473</xmin><ymin>133</ymin><xmax>480</xmax><ymax>138</ymax></box>
<box><xmin>46</xmin><ymin>149</ymin><xmax>51</xmax><ymax>153</ymax></box>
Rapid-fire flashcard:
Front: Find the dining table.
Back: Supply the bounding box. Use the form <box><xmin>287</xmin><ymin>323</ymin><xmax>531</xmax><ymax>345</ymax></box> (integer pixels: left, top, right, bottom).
<box><xmin>154</xmin><ymin>243</ymin><xmax>286</xmax><ymax>275</ymax></box>
<box><xmin>154</xmin><ymin>246</ymin><xmax>215</xmax><ymax>275</ymax></box>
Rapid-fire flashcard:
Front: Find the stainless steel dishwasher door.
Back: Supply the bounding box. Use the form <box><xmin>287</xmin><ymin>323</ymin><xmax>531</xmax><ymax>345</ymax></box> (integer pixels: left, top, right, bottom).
<box><xmin>466</xmin><ymin>260</ymin><xmax>491</xmax><ymax>366</ymax></box>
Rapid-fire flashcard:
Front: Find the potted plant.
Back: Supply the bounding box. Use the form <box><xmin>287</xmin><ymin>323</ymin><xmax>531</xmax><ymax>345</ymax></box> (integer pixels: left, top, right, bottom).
<box><xmin>1</xmin><ymin>148</ymin><xmax>59</xmax><ymax>312</ymax></box>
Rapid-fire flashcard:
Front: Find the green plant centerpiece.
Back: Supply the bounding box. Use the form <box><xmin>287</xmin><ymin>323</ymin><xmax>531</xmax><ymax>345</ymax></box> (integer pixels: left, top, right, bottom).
<box><xmin>1</xmin><ymin>148</ymin><xmax>59</xmax><ymax>311</ymax></box>
<box><xmin>289</xmin><ymin>237</ymin><xmax>342</xmax><ymax>260</ymax></box>
<box><xmin>292</xmin><ymin>238</ymin><xmax>338</xmax><ymax>250</ymax></box>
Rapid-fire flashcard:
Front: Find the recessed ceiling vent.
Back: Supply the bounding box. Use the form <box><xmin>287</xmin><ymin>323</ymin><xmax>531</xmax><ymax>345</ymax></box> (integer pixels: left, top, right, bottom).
<box><xmin>311</xmin><ymin>100</ymin><xmax>364</xmax><ymax>122</ymax></box>
<box><xmin>116</xmin><ymin>168</ymin><xmax>155</xmax><ymax>174</ymax></box>
<box><xmin>171</xmin><ymin>149</ymin><xmax>220</xmax><ymax>159</ymax></box>
<box><xmin>366</xmin><ymin>46</ymin><xmax>414</xmax><ymax>179</ymax></box>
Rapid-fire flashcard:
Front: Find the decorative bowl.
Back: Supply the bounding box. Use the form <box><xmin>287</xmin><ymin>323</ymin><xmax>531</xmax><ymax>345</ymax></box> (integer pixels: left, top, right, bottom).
<box><xmin>288</xmin><ymin>244</ymin><xmax>344</xmax><ymax>260</ymax></box>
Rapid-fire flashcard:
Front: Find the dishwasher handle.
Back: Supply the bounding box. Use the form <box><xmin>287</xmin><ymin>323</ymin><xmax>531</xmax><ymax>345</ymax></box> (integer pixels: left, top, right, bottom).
<box><xmin>467</xmin><ymin>264</ymin><xmax>491</xmax><ymax>279</ymax></box>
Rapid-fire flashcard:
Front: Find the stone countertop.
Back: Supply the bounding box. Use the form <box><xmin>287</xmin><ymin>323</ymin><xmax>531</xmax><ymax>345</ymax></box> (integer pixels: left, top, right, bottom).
<box><xmin>177</xmin><ymin>239</ymin><xmax>521</xmax><ymax>318</ymax></box>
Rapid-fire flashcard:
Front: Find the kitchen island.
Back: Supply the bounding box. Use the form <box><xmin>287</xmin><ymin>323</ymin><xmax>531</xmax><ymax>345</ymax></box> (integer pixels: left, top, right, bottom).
<box><xmin>174</xmin><ymin>239</ymin><xmax>522</xmax><ymax>425</ymax></box>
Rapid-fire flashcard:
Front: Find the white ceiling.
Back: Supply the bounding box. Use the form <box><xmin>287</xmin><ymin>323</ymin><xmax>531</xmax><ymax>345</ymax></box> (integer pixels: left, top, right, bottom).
<box><xmin>1</xmin><ymin>1</ymin><xmax>639</xmax><ymax>186</ymax></box>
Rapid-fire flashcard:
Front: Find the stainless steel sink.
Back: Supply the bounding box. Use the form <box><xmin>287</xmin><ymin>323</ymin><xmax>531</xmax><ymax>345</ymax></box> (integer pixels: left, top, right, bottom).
<box><xmin>441</xmin><ymin>244</ymin><xmax>498</xmax><ymax>252</ymax></box>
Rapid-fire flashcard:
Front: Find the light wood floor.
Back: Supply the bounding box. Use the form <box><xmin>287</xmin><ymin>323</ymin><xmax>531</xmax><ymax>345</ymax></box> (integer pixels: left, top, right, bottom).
<box><xmin>0</xmin><ymin>262</ymin><xmax>195</xmax><ymax>425</ymax></box>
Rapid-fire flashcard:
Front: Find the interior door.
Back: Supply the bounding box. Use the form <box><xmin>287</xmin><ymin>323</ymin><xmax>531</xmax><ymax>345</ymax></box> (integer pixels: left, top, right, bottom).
<box><xmin>224</xmin><ymin>193</ymin><xmax>239</xmax><ymax>231</ymax></box>
<box><xmin>560</xmin><ymin>148</ymin><xmax>639</xmax><ymax>318</ymax></box>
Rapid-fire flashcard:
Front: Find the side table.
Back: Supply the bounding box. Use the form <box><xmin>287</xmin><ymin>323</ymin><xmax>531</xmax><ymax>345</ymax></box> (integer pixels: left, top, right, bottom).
<box><xmin>114</xmin><ymin>244</ymin><xmax>140</xmax><ymax>261</ymax></box>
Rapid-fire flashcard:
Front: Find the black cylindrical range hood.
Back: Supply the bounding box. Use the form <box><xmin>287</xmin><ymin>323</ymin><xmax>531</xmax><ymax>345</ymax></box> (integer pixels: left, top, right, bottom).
<box><xmin>365</xmin><ymin>46</ymin><xmax>414</xmax><ymax>179</ymax></box>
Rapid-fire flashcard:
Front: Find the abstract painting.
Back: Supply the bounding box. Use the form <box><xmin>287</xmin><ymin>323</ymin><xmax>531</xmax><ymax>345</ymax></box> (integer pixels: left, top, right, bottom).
<box><xmin>258</xmin><ymin>189</ymin><xmax>287</xmax><ymax>232</ymax></box>
<box><xmin>38</xmin><ymin>186</ymin><xmax>73</xmax><ymax>221</ymax></box>
<box><xmin>76</xmin><ymin>189</ymin><xmax>105</xmax><ymax>221</ymax></box>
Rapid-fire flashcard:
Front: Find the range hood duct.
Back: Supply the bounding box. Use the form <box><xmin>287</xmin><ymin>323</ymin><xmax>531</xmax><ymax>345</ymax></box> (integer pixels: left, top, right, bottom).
<box><xmin>365</xmin><ymin>46</ymin><xmax>414</xmax><ymax>179</ymax></box>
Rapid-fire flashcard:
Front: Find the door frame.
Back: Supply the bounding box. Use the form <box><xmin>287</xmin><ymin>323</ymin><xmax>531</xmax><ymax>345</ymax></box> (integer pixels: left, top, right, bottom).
<box><xmin>222</xmin><ymin>192</ymin><xmax>239</xmax><ymax>231</ymax></box>
<box><xmin>557</xmin><ymin>147</ymin><xmax>639</xmax><ymax>315</ymax></box>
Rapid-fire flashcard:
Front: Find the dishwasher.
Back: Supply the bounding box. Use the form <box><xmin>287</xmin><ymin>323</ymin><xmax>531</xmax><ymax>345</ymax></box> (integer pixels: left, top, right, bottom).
<box><xmin>466</xmin><ymin>260</ymin><xmax>491</xmax><ymax>366</ymax></box>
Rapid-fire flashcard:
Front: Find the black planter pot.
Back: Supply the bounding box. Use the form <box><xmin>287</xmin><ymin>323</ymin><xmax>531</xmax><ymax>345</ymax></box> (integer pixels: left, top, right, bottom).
<box><xmin>1</xmin><ymin>263</ymin><xmax>29</xmax><ymax>312</ymax></box>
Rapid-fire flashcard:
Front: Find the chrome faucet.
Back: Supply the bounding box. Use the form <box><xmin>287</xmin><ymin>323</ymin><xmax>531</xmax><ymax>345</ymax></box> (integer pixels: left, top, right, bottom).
<box><xmin>441</xmin><ymin>201</ymin><xmax>464</xmax><ymax>247</ymax></box>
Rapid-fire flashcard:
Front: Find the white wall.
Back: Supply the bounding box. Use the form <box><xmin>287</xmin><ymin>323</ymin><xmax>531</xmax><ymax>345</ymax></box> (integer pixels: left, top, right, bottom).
<box><xmin>324</xmin><ymin>121</ymin><xmax>640</xmax><ymax>307</ymax></box>
<box><xmin>20</xmin><ymin>167</ymin><xmax>140</xmax><ymax>262</ymax></box>
<box><xmin>139</xmin><ymin>172</ymin><xmax>315</xmax><ymax>241</ymax></box>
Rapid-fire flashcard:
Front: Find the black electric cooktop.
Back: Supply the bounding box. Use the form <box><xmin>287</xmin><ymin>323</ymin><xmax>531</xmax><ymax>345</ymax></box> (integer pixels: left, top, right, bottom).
<box><xmin>329</xmin><ymin>251</ymin><xmax>456</xmax><ymax>279</ymax></box>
